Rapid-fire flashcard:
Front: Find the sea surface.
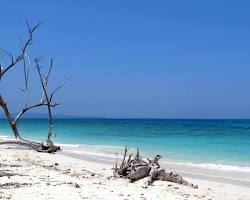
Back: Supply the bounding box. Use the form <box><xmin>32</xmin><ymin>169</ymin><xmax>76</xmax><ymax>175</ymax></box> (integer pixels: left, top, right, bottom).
<box><xmin>0</xmin><ymin>118</ymin><xmax>250</xmax><ymax>172</ymax></box>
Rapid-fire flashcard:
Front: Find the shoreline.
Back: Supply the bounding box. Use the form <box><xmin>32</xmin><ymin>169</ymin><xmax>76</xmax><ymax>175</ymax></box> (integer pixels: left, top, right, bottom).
<box><xmin>0</xmin><ymin>145</ymin><xmax>250</xmax><ymax>199</ymax></box>
<box><xmin>60</xmin><ymin>149</ymin><xmax>250</xmax><ymax>187</ymax></box>
<box><xmin>1</xmin><ymin>118</ymin><xmax>250</xmax><ymax>169</ymax></box>
<box><xmin>1</xmin><ymin>136</ymin><xmax>250</xmax><ymax>187</ymax></box>
<box><xmin>3</xmin><ymin>135</ymin><xmax>249</xmax><ymax>170</ymax></box>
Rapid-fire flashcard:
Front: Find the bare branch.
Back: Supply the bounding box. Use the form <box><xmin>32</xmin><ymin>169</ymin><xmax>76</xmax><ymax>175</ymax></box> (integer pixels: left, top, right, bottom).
<box><xmin>50</xmin><ymin>75</ymin><xmax>72</xmax><ymax>102</ymax></box>
<box><xmin>45</xmin><ymin>58</ymin><xmax>53</xmax><ymax>86</ymax></box>
<box><xmin>13</xmin><ymin>102</ymin><xmax>59</xmax><ymax>125</ymax></box>
<box><xmin>0</xmin><ymin>21</ymin><xmax>42</xmax><ymax>79</ymax></box>
<box><xmin>35</xmin><ymin>59</ymin><xmax>54</xmax><ymax>140</ymax></box>
<box><xmin>41</xmin><ymin>58</ymin><xmax>53</xmax><ymax>102</ymax></box>
<box><xmin>23</xmin><ymin>53</ymin><xmax>30</xmax><ymax>107</ymax></box>
<box><xmin>0</xmin><ymin>48</ymin><xmax>14</xmax><ymax>63</ymax></box>
<box><xmin>18</xmin><ymin>88</ymin><xmax>25</xmax><ymax>93</ymax></box>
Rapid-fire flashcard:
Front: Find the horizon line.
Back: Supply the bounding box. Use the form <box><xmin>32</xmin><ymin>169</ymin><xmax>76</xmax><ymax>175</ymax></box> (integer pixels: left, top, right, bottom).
<box><xmin>1</xmin><ymin>116</ymin><xmax>250</xmax><ymax>120</ymax></box>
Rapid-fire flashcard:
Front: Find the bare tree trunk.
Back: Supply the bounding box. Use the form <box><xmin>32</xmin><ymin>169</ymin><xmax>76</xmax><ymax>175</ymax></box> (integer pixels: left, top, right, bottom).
<box><xmin>0</xmin><ymin>21</ymin><xmax>66</xmax><ymax>153</ymax></box>
<box><xmin>0</xmin><ymin>95</ymin><xmax>21</xmax><ymax>139</ymax></box>
<box><xmin>0</xmin><ymin>93</ymin><xmax>61</xmax><ymax>153</ymax></box>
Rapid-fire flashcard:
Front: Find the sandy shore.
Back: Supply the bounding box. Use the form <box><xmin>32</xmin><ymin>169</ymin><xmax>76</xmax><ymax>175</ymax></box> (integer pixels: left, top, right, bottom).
<box><xmin>0</xmin><ymin>146</ymin><xmax>249</xmax><ymax>200</ymax></box>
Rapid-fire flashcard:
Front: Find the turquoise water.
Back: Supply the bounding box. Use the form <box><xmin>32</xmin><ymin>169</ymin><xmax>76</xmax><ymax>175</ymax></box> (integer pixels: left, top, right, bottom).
<box><xmin>0</xmin><ymin>119</ymin><xmax>250</xmax><ymax>168</ymax></box>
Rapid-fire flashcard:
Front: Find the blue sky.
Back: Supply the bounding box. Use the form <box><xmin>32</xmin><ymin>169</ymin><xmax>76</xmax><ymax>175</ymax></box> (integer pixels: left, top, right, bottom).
<box><xmin>0</xmin><ymin>0</ymin><xmax>250</xmax><ymax>118</ymax></box>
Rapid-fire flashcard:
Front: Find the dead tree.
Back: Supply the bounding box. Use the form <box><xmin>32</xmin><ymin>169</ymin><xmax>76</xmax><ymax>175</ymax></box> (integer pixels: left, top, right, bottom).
<box><xmin>114</xmin><ymin>147</ymin><xmax>198</xmax><ymax>188</ymax></box>
<box><xmin>0</xmin><ymin>20</ymin><xmax>67</xmax><ymax>153</ymax></box>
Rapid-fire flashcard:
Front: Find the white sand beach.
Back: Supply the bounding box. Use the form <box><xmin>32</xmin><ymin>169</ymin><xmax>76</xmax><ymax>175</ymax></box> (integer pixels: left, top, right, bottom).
<box><xmin>0</xmin><ymin>146</ymin><xmax>249</xmax><ymax>200</ymax></box>
<box><xmin>1</xmin><ymin>1</ymin><xmax>250</xmax><ymax>199</ymax></box>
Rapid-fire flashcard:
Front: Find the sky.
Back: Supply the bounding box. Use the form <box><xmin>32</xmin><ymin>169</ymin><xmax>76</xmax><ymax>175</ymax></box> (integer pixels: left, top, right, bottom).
<box><xmin>0</xmin><ymin>0</ymin><xmax>250</xmax><ymax>119</ymax></box>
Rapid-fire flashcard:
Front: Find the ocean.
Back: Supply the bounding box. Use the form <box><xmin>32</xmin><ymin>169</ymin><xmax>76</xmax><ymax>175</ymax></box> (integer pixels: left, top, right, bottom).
<box><xmin>0</xmin><ymin>118</ymin><xmax>250</xmax><ymax>172</ymax></box>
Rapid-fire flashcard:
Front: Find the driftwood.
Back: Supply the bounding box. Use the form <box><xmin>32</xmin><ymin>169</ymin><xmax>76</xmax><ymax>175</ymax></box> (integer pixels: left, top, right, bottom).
<box><xmin>0</xmin><ymin>139</ymin><xmax>60</xmax><ymax>153</ymax></box>
<box><xmin>0</xmin><ymin>20</ymin><xmax>67</xmax><ymax>153</ymax></box>
<box><xmin>0</xmin><ymin>171</ymin><xmax>27</xmax><ymax>177</ymax></box>
<box><xmin>114</xmin><ymin>147</ymin><xmax>198</xmax><ymax>188</ymax></box>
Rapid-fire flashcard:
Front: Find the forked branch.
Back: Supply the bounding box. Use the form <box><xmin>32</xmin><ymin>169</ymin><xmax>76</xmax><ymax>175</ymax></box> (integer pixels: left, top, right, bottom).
<box><xmin>0</xmin><ymin>21</ymin><xmax>42</xmax><ymax>79</ymax></box>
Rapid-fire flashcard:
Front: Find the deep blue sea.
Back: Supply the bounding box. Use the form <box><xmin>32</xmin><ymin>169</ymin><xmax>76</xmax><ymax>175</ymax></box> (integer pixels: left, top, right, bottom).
<box><xmin>1</xmin><ymin>119</ymin><xmax>250</xmax><ymax>170</ymax></box>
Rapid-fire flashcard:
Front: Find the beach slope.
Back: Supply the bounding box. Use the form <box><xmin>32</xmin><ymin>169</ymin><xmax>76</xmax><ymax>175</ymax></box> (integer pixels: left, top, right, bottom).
<box><xmin>0</xmin><ymin>146</ymin><xmax>249</xmax><ymax>200</ymax></box>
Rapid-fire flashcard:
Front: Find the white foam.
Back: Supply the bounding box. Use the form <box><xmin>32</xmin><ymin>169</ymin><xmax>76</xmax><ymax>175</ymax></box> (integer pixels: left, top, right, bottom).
<box><xmin>50</xmin><ymin>142</ymin><xmax>250</xmax><ymax>173</ymax></box>
<box><xmin>54</xmin><ymin>142</ymin><xmax>126</xmax><ymax>160</ymax></box>
<box><xmin>63</xmin><ymin>149</ymin><xmax>117</xmax><ymax>159</ymax></box>
<box><xmin>0</xmin><ymin>135</ymin><xmax>9</xmax><ymax>139</ymax></box>
<box><xmin>55</xmin><ymin>143</ymin><xmax>123</xmax><ymax>150</ymax></box>
<box><xmin>55</xmin><ymin>143</ymin><xmax>81</xmax><ymax>148</ymax></box>
<box><xmin>0</xmin><ymin>134</ymin><xmax>14</xmax><ymax>141</ymax></box>
<box><xmin>172</xmin><ymin>162</ymin><xmax>250</xmax><ymax>172</ymax></box>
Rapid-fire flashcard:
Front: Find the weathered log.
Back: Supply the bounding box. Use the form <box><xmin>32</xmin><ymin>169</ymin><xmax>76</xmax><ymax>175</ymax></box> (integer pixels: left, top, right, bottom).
<box><xmin>157</xmin><ymin>169</ymin><xmax>198</xmax><ymax>188</ymax></box>
<box><xmin>0</xmin><ymin>171</ymin><xmax>27</xmax><ymax>177</ymax></box>
<box><xmin>146</xmin><ymin>163</ymin><xmax>160</xmax><ymax>185</ymax></box>
<box><xmin>127</xmin><ymin>165</ymin><xmax>150</xmax><ymax>181</ymax></box>
<box><xmin>0</xmin><ymin>139</ymin><xmax>60</xmax><ymax>153</ymax></box>
<box><xmin>114</xmin><ymin>147</ymin><xmax>198</xmax><ymax>189</ymax></box>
